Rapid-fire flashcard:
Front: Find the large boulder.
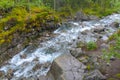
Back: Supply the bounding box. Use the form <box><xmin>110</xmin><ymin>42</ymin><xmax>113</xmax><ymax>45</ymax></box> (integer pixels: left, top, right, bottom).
<box><xmin>50</xmin><ymin>54</ymin><xmax>86</xmax><ymax>80</ymax></box>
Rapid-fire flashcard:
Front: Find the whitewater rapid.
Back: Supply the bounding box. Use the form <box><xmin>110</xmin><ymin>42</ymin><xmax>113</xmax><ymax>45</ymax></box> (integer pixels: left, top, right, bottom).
<box><xmin>0</xmin><ymin>14</ymin><xmax>120</xmax><ymax>79</ymax></box>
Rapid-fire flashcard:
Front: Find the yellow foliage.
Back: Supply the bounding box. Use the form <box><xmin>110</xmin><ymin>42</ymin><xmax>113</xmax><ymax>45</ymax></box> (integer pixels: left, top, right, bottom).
<box><xmin>0</xmin><ymin>6</ymin><xmax>60</xmax><ymax>45</ymax></box>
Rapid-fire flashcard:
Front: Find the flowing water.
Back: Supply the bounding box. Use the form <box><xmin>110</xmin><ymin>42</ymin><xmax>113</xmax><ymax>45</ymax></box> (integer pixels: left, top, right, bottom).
<box><xmin>0</xmin><ymin>14</ymin><xmax>120</xmax><ymax>79</ymax></box>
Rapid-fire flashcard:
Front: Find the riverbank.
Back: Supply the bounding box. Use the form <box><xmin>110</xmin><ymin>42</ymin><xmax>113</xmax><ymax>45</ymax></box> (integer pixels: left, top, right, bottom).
<box><xmin>0</xmin><ymin>1</ymin><xmax>120</xmax><ymax>79</ymax></box>
<box><xmin>0</xmin><ymin>14</ymin><xmax>120</xmax><ymax>80</ymax></box>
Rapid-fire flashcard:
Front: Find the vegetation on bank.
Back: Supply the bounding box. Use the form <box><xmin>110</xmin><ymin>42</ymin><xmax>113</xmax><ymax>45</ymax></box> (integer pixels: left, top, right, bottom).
<box><xmin>0</xmin><ymin>0</ymin><xmax>120</xmax><ymax>48</ymax></box>
<box><xmin>0</xmin><ymin>1</ymin><xmax>61</xmax><ymax>45</ymax></box>
<box><xmin>102</xmin><ymin>30</ymin><xmax>120</xmax><ymax>62</ymax></box>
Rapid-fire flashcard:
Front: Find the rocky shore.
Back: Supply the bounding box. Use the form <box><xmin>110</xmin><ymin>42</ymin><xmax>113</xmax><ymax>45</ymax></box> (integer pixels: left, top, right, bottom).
<box><xmin>0</xmin><ymin>13</ymin><xmax>120</xmax><ymax>80</ymax></box>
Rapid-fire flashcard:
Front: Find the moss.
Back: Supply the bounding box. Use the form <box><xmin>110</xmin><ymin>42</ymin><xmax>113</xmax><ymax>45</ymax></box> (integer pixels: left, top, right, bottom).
<box><xmin>107</xmin><ymin>78</ymin><xmax>116</xmax><ymax>80</ymax></box>
<box><xmin>0</xmin><ymin>6</ymin><xmax>61</xmax><ymax>45</ymax></box>
<box><xmin>115</xmin><ymin>73</ymin><xmax>120</xmax><ymax>79</ymax></box>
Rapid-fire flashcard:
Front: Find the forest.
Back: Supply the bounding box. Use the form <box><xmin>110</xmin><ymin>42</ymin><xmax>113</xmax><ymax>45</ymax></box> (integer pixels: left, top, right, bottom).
<box><xmin>0</xmin><ymin>0</ymin><xmax>120</xmax><ymax>80</ymax></box>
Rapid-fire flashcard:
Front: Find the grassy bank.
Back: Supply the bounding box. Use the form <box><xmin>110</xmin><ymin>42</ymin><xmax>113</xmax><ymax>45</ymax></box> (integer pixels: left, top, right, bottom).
<box><xmin>0</xmin><ymin>0</ymin><xmax>120</xmax><ymax>51</ymax></box>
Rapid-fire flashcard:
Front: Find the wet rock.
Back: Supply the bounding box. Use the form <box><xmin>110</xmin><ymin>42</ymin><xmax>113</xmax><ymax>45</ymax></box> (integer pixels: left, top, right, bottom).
<box><xmin>20</xmin><ymin>54</ymin><xmax>27</xmax><ymax>59</ymax></box>
<box><xmin>6</xmin><ymin>69</ymin><xmax>14</xmax><ymax>79</ymax></box>
<box><xmin>33</xmin><ymin>57</ymin><xmax>39</xmax><ymax>62</ymax></box>
<box><xmin>42</xmin><ymin>62</ymin><xmax>51</xmax><ymax>69</ymax></box>
<box><xmin>101</xmin><ymin>35</ymin><xmax>109</xmax><ymax>41</ymax></box>
<box><xmin>81</xmin><ymin>30</ymin><xmax>89</xmax><ymax>35</ymax></box>
<box><xmin>0</xmin><ymin>71</ymin><xmax>4</xmax><ymax>77</ymax></box>
<box><xmin>70</xmin><ymin>48</ymin><xmax>83</xmax><ymax>58</ymax></box>
<box><xmin>84</xmin><ymin>70</ymin><xmax>106</xmax><ymax>80</ymax></box>
<box><xmin>50</xmin><ymin>54</ymin><xmax>86</xmax><ymax>80</ymax></box>
<box><xmin>93</xmin><ymin>27</ymin><xmax>105</xmax><ymax>33</ymax></box>
<box><xmin>110</xmin><ymin>22</ymin><xmax>120</xmax><ymax>28</ymax></box>
<box><xmin>33</xmin><ymin>64</ymin><xmax>42</xmax><ymax>71</ymax></box>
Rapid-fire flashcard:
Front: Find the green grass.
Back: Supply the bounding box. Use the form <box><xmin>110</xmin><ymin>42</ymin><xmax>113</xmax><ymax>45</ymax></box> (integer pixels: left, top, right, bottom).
<box><xmin>102</xmin><ymin>30</ymin><xmax>120</xmax><ymax>62</ymax></box>
<box><xmin>0</xmin><ymin>0</ymin><xmax>14</xmax><ymax>10</ymax></box>
<box><xmin>0</xmin><ymin>6</ymin><xmax>60</xmax><ymax>45</ymax></box>
<box><xmin>86</xmin><ymin>41</ymin><xmax>97</xmax><ymax>51</ymax></box>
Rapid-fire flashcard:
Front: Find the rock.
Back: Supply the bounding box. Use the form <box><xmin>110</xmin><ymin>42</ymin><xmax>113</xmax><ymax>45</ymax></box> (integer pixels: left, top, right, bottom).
<box><xmin>81</xmin><ymin>30</ymin><xmax>90</xmax><ymax>35</ymax></box>
<box><xmin>110</xmin><ymin>56</ymin><xmax>116</xmax><ymax>61</ymax></box>
<box><xmin>70</xmin><ymin>48</ymin><xmax>83</xmax><ymax>57</ymax></box>
<box><xmin>6</xmin><ymin>69</ymin><xmax>14</xmax><ymax>79</ymax></box>
<box><xmin>0</xmin><ymin>15</ymin><xmax>2</xmax><ymax>19</ymax></box>
<box><xmin>42</xmin><ymin>62</ymin><xmax>51</xmax><ymax>69</ymax></box>
<box><xmin>20</xmin><ymin>54</ymin><xmax>27</xmax><ymax>59</ymax></box>
<box><xmin>84</xmin><ymin>70</ymin><xmax>106</xmax><ymax>80</ymax></box>
<box><xmin>106</xmin><ymin>63</ymin><xmax>111</xmax><ymax>66</ymax></box>
<box><xmin>93</xmin><ymin>27</ymin><xmax>105</xmax><ymax>33</ymax></box>
<box><xmin>0</xmin><ymin>71</ymin><xmax>4</xmax><ymax>77</ymax></box>
<box><xmin>78</xmin><ymin>56</ymin><xmax>88</xmax><ymax>64</ymax></box>
<box><xmin>74</xmin><ymin>11</ymin><xmax>98</xmax><ymax>21</ymax></box>
<box><xmin>50</xmin><ymin>54</ymin><xmax>86</xmax><ymax>80</ymax></box>
<box><xmin>74</xmin><ymin>11</ymin><xmax>89</xmax><ymax>21</ymax></box>
<box><xmin>88</xmin><ymin>15</ymin><xmax>99</xmax><ymax>20</ymax></box>
<box><xmin>32</xmin><ymin>64</ymin><xmax>42</xmax><ymax>71</ymax></box>
<box><xmin>100</xmin><ymin>43</ymin><xmax>109</xmax><ymax>50</ymax></box>
<box><xmin>94</xmin><ymin>33</ymin><xmax>103</xmax><ymax>39</ymax></box>
<box><xmin>110</xmin><ymin>22</ymin><xmax>119</xmax><ymax>28</ymax></box>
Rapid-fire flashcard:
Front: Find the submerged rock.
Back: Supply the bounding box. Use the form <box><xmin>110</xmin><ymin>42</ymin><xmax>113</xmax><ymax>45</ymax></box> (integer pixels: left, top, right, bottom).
<box><xmin>50</xmin><ymin>54</ymin><xmax>86</xmax><ymax>80</ymax></box>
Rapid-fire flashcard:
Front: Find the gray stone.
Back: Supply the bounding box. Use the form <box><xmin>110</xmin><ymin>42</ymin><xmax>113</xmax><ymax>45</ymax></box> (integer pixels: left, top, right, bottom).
<box><xmin>0</xmin><ymin>16</ymin><xmax>2</xmax><ymax>19</ymax></box>
<box><xmin>100</xmin><ymin>43</ymin><xmax>109</xmax><ymax>50</ymax></box>
<box><xmin>74</xmin><ymin>11</ymin><xmax>98</xmax><ymax>21</ymax></box>
<box><xmin>81</xmin><ymin>30</ymin><xmax>90</xmax><ymax>35</ymax></box>
<box><xmin>0</xmin><ymin>71</ymin><xmax>5</xmax><ymax>78</ymax></box>
<box><xmin>110</xmin><ymin>22</ymin><xmax>120</xmax><ymax>28</ymax></box>
<box><xmin>84</xmin><ymin>70</ymin><xmax>106</xmax><ymax>80</ymax></box>
<box><xmin>78</xmin><ymin>56</ymin><xmax>88</xmax><ymax>64</ymax></box>
<box><xmin>74</xmin><ymin>11</ymin><xmax>89</xmax><ymax>21</ymax></box>
<box><xmin>70</xmin><ymin>48</ymin><xmax>83</xmax><ymax>57</ymax></box>
<box><xmin>110</xmin><ymin>56</ymin><xmax>116</xmax><ymax>61</ymax></box>
<box><xmin>88</xmin><ymin>15</ymin><xmax>99</xmax><ymax>20</ymax></box>
<box><xmin>93</xmin><ymin>27</ymin><xmax>105</xmax><ymax>33</ymax></box>
<box><xmin>50</xmin><ymin>54</ymin><xmax>86</xmax><ymax>80</ymax></box>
